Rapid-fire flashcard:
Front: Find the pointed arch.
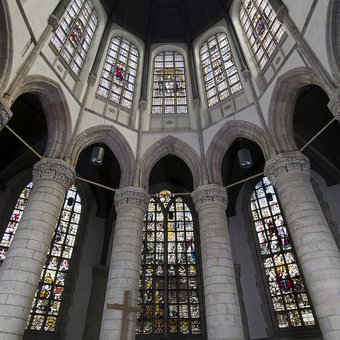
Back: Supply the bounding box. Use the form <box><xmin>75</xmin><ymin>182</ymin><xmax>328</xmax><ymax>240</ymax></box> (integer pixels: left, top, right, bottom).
<box><xmin>11</xmin><ymin>76</ymin><xmax>72</xmax><ymax>159</ymax></box>
<box><xmin>268</xmin><ymin>67</ymin><xmax>327</xmax><ymax>153</ymax></box>
<box><xmin>139</xmin><ymin>136</ymin><xmax>203</xmax><ymax>190</ymax></box>
<box><xmin>67</xmin><ymin>125</ymin><xmax>135</xmax><ymax>187</ymax></box>
<box><xmin>206</xmin><ymin>120</ymin><xmax>274</xmax><ymax>185</ymax></box>
<box><xmin>0</xmin><ymin>0</ymin><xmax>12</xmax><ymax>93</ymax></box>
<box><xmin>326</xmin><ymin>0</ymin><xmax>340</xmax><ymax>83</ymax></box>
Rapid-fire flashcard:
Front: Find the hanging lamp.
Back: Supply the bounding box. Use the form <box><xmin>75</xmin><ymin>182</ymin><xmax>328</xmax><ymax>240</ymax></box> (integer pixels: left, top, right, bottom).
<box><xmin>237</xmin><ymin>139</ymin><xmax>253</xmax><ymax>169</ymax></box>
<box><xmin>90</xmin><ymin>145</ymin><xmax>105</xmax><ymax>166</ymax></box>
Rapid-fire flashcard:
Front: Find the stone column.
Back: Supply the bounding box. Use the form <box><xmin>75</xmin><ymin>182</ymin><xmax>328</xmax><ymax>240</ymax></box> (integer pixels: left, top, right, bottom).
<box><xmin>99</xmin><ymin>187</ymin><xmax>150</xmax><ymax>340</ymax></box>
<box><xmin>265</xmin><ymin>151</ymin><xmax>340</xmax><ymax>340</ymax></box>
<box><xmin>191</xmin><ymin>184</ymin><xmax>245</xmax><ymax>340</ymax></box>
<box><xmin>0</xmin><ymin>158</ymin><xmax>75</xmax><ymax>340</ymax></box>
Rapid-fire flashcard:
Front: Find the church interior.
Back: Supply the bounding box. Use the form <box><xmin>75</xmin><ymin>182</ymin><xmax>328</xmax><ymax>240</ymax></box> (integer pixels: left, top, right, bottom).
<box><xmin>1</xmin><ymin>0</ymin><xmax>340</xmax><ymax>339</ymax></box>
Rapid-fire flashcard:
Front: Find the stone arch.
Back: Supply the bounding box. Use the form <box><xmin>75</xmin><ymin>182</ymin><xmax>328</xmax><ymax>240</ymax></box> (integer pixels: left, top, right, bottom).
<box><xmin>268</xmin><ymin>67</ymin><xmax>327</xmax><ymax>153</ymax></box>
<box><xmin>11</xmin><ymin>76</ymin><xmax>72</xmax><ymax>159</ymax></box>
<box><xmin>67</xmin><ymin>125</ymin><xmax>135</xmax><ymax>188</ymax></box>
<box><xmin>0</xmin><ymin>1</ymin><xmax>12</xmax><ymax>93</ymax></box>
<box><xmin>206</xmin><ymin>120</ymin><xmax>274</xmax><ymax>185</ymax></box>
<box><xmin>326</xmin><ymin>0</ymin><xmax>340</xmax><ymax>83</ymax></box>
<box><xmin>139</xmin><ymin>135</ymin><xmax>203</xmax><ymax>190</ymax></box>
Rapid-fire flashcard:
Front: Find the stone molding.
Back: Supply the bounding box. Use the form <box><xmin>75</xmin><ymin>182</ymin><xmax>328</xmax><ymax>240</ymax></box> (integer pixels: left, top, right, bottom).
<box><xmin>114</xmin><ymin>186</ymin><xmax>150</xmax><ymax>211</ymax></box>
<box><xmin>0</xmin><ymin>97</ymin><xmax>12</xmax><ymax>131</ymax></box>
<box><xmin>191</xmin><ymin>184</ymin><xmax>228</xmax><ymax>210</ymax></box>
<box><xmin>276</xmin><ymin>5</ymin><xmax>289</xmax><ymax>23</ymax></box>
<box><xmin>264</xmin><ymin>151</ymin><xmax>310</xmax><ymax>186</ymax></box>
<box><xmin>48</xmin><ymin>14</ymin><xmax>59</xmax><ymax>33</ymax></box>
<box><xmin>33</xmin><ymin>158</ymin><xmax>76</xmax><ymax>189</ymax></box>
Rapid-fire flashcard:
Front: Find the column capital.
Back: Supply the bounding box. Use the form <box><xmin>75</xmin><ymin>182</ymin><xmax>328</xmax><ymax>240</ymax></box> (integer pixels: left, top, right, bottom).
<box><xmin>0</xmin><ymin>98</ymin><xmax>12</xmax><ymax>131</ymax></box>
<box><xmin>191</xmin><ymin>184</ymin><xmax>228</xmax><ymax>210</ymax></box>
<box><xmin>88</xmin><ymin>73</ymin><xmax>97</xmax><ymax>86</ymax></box>
<box><xmin>114</xmin><ymin>186</ymin><xmax>150</xmax><ymax>211</ymax></box>
<box><xmin>264</xmin><ymin>151</ymin><xmax>310</xmax><ymax>186</ymax></box>
<box><xmin>48</xmin><ymin>14</ymin><xmax>59</xmax><ymax>33</ymax></box>
<box><xmin>33</xmin><ymin>158</ymin><xmax>76</xmax><ymax>190</ymax></box>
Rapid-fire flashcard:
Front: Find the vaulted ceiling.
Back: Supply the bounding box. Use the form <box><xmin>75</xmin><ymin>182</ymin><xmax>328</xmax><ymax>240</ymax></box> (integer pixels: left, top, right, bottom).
<box><xmin>100</xmin><ymin>0</ymin><xmax>233</xmax><ymax>42</ymax></box>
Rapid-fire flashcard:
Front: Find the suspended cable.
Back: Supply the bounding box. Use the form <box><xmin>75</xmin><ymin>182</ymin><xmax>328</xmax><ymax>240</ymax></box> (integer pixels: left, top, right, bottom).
<box><xmin>3</xmin><ymin>116</ymin><xmax>337</xmax><ymax>195</ymax></box>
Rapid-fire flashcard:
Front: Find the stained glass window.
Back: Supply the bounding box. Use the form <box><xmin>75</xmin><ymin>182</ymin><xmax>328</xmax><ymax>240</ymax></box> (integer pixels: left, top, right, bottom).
<box><xmin>240</xmin><ymin>0</ymin><xmax>285</xmax><ymax>70</ymax></box>
<box><xmin>51</xmin><ymin>0</ymin><xmax>97</xmax><ymax>76</ymax></box>
<box><xmin>97</xmin><ymin>37</ymin><xmax>139</xmax><ymax>109</ymax></box>
<box><xmin>0</xmin><ymin>182</ymin><xmax>33</xmax><ymax>263</ymax></box>
<box><xmin>200</xmin><ymin>33</ymin><xmax>243</xmax><ymax>108</ymax></box>
<box><xmin>152</xmin><ymin>52</ymin><xmax>188</xmax><ymax>114</ymax></box>
<box><xmin>136</xmin><ymin>190</ymin><xmax>202</xmax><ymax>336</ymax></box>
<box><xmin>250</xmin><ymin>177</ymin><xmax>316</xmax><ymax>328</ymax></box>
<box><xmin>0</xmin><ymin>182</ymin><xmax>82</xmax><ymax>332</ymax></box>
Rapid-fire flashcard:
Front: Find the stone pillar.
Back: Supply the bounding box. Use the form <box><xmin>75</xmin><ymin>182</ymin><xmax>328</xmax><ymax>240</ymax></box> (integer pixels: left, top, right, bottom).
<box><xmin>0</xmin><ymin>158</ymin><xmax>75</xmax><ymax>340</ymax></box>
<box><xmin>265</xmin><ymin>151</ymin><xmax>340</xmax><ymax>340</ymax></box>
<box><xmin>99</xmin><ymin>187</ymin><xmax>149</xmax><ymax>340</ymax></box>
<box><xmin>191</xmin><ymin>184</ymin><xmax>245</xmax><ymax>340</ymax></box>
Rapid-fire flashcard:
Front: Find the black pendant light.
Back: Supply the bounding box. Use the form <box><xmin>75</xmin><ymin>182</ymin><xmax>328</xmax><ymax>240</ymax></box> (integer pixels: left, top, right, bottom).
<box><xmin>237</xmin><ymin>139</ymin><xmax>252</xmax><ymax>169</ymax></box>
<box><xmin>90</xmin><ymin>145</ymin><xmax>105</xmax><ymax>166</ymax></box>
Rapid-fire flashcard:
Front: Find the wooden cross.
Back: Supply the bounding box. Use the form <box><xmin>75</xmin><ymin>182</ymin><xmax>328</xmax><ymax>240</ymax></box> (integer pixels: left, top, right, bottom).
<box><xmin>107</xmin><ymin>290</ymin><xmax>143</xmax><ymax>340</ymax></box>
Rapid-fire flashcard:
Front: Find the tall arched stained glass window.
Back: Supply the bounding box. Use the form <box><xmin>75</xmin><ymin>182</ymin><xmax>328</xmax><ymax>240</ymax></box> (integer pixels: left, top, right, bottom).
<box><xmin>200</xmin><ymin>33</ymin><xmax>243</xmax><ymax>108</ymax></box>
<box><xmin>27</xmin><ymin>185</ymin><xmax>82</xmax><ymax>332</ymax></box>
<box><xmin>152</xmin><ymin>52</ymin><xmax>188</xmax><ymax>114</ymax></box>
<box><xmin>136</xmin><ymin>190</ymin><xmax>202</xmax><ymax>336</ymax></box>
<box><xmin>97</xmin><ymin>37</ymin><xmax>139</xmax><ymax>109</ymax></box>
<box><xmin>240</xmin><ymin>0</ymin><xmax>285</xmax><ymax>70</ymax></box>
<box><xmin>51</xmin><ymin>0</ymin><xmax>97</xmax><ymax>76</ymax></box>
<box><xmin>0</xmin><ymin>182</ymin><xmax>33</xmax><ymax>263</ymax></box>
<box><xmin>0</xmin><ymin>182</ymin><xmax>82</xmax><ymax>332</ymax></box>
<box><xmin>250</xmin><ymin>177</ymin><xmax>316</xmax><ymax>329</ymax></box>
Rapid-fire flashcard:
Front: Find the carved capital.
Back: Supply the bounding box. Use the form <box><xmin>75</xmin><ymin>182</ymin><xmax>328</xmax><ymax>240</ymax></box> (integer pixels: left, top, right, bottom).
<box><xmin>264</xmin><ymin>151</ymin><xmax>310</xmax><ymax>186</ymax></box>
<box><xmin>191</xmin><ymin>184</ymin><xmax>228</xmax><ymax>211</ymax></box>
<box><xmin>0</xmin><ymin>98</ymin><xmax>12</xmax><ymax>131</ymax></box>
<box><xmin>193</xmin><ymin>98</ymin><xmax>200</xmax><ymax>109</ymax></box>
<box><xmin>139</xmin><ymin>100</ymin><xmax>147</xmax><ymax>111</ymax></box>
<box><xmin>242</xmin><ymin>68</ymin><xmax>251</xmax><ymax>82</ymax></box>
<box><xmin>327</xmin><ymin>87</ymin><xmax>340</xmax><ymax>122</ymax></box>
<box><xmin>114</xmin><ymin>186</ymin><xmax>150</xmax><ymax>211</ymax></box>
<box><xmin>33</xmin><ymin>158</ymin><xmax>76</xmax><ymax>190</ymax></box>
<box><xmin>88</xmin><ymin>73</ymin><xmax>97</xmax><ymax>87</ymax></box>
<box><xmin>48</xmin><ymin>14</ymin><xmax>59</xmax><ymax>33</ymax></box>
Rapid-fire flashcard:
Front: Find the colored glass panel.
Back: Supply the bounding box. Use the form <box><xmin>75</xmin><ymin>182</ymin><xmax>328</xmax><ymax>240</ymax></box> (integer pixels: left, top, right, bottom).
<box><xmin>200</xmin><ymin>32</ymin><xmax>242</xmax><ymax>107</ymax></box>
<box><xmin>240</xmin><ymin>0</ymin><xmax>285</xmax><ymax>70</ymax></box>
<box><xmin>97</xmin><ymin>37</ymin><xmax>139</xmax><ymax>110</ymax></box>
<box><xmin>0</xmin><ymin>182</ymin><xmax>33</xmax><ymax>262</ymax></box>
<box><xmin>136</xmin><ymin>190</ymin><xmax>202</xmax><ymax>335</ymax></box>
<box><xmin>26</xmin><ymin>185</ymin><xmax>82</xmax><ymax>331</ymax></box>
<box><xmin>250</xmin><ymin>177</ymin><xmax>316</xmax><ymax>328</ymax></box>
<box><xmin>152</xmin><ymin>52</ymin><xmax>188</xmax><ymax>114</ymax></box>
<box><xmin>51</xmin><ymin>0</ymin><xmax>97</xmax><ymax>76</ymax></box>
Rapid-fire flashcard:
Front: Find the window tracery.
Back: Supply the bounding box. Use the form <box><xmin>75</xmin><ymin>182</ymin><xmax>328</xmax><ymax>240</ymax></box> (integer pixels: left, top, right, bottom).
<box><xmin>240</xmin><ymin>0</ymin><xmax>285</xmax><ymax>70</ymax></box>
<box><xmin>97</xmin><ymin>37</ymin><xmax>139</xmax><ymax>109</ymax></box>
<box><xmin>0</xmin><ymin>182</ymin><xmax>82</xmax><ymax>332</ymax></box>
<box><xmin>200</xmin><ymin>32</ymin><xmax>243</xmax><ymax>107</ymax></box>
<box><xmin>51</xmin><ymin>0</ymin><xmax>97</xmax><ymax>76</ymax></box>
<box><xmin>152</xmin><ymin>52</ymin><xmax>188</xmax><ymax>114</ymax></box>
<box><xmin>250</xmin><ymin>177</ymin><xmax>316</xmax><ymax>328</ymax></box>
<box><xmin>136</xmin><ymin>190</ymin><xmax>202</xmax><ymax>336</ymax></box>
